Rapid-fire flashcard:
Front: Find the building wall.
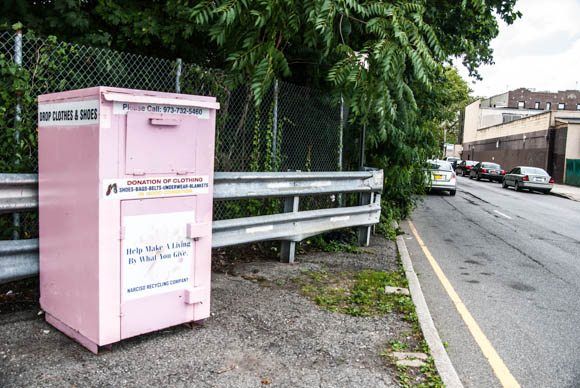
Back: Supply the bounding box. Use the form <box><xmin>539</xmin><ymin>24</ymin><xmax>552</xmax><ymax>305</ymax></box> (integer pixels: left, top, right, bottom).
<box><xmin>460</xmin><ymin>92</ymin><xmax>580</xmax><ymax>183</ymax></box>
<box><xmin>463</xmin><ymin>129</ymin><xmax>551</xmax><ymax>174</ymax></box>
<box><xmin>508</xmin><ymin>88</ymin><xmax>580</xmax><ymax>111</ymax></box>
<box><xmin>444</xmin><ymin>144</ymin><xmax>463</xmax><ymax>158</ymax></box>
<box><xmin>565</xmin><ymin>123</ymin><xmax>580</xmax><ymax>160</ymax></box>
<box><xmin>552</xmin><ymin>112</ymin><xmax>580</xmax><ymax>126</ymax></box>
<box><xmin>551</xmin><ymin>126</ymin><xmax>568</xmax><ymax>183</ymax></box>
<box><xmin>462</xmin><ymin>100</ymin><xmax>481</xmax><ymax>144</ymax></box>
<box><xmin>464</xmin><ymin>110</ymin><xmax>580</xmax><ymax>143</ymax></box>
<box><xmin>480</xmin><ymin>92</ymin><xmax>509</xmax><ymax>108</ymax></box>
<box><xmin>479</xmin><ymin>107</ymin><xmax>541</xmax><ymax>129</ymax></box>
<box><xmin>462</xmin><ymin>101</ymin><xmax>544</xmax><ymax>144</ymax></box>
<box><xmin>472</xmin><ymin>112</ymin><xmax>551</xmax><ymax>143</ymax></box>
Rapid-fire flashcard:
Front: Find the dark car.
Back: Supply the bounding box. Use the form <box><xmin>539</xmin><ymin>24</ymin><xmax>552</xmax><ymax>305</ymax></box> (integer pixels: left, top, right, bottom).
<box><xmin>469</xmin><ymin>162</ymin><xmax>505</xmax><ymax>182</ymax></box>
<box><xmin>455</xmin><ymin>160</ymin><xmax>479</xmax><ymax>177</ymax></box>
<box><xmin>445</xmin><ymin>156</ymin><xmax>461</xmax><ymax>170</ymax></box>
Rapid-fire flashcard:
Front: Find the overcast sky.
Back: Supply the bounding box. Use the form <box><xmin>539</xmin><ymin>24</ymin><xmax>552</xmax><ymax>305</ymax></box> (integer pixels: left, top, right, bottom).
<box><xmin>455</xmin><ymin>0</ymin><xmax>580</xmax><ymax>98</ymax></box>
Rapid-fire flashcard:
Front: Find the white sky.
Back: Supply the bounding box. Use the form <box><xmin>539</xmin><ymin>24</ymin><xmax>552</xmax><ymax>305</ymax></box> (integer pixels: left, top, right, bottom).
<box><xmin>455</xmin><ymin>0</ymin><xmax>580</xmax><ymax>98</ymax></box>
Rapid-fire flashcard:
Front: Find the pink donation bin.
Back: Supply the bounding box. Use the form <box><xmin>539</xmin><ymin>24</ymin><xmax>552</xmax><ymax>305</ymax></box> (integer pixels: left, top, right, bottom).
<box><xmin>38</xmin><ymin>87</ymin><xmax>219</xmax><ymax>353</ymax></box>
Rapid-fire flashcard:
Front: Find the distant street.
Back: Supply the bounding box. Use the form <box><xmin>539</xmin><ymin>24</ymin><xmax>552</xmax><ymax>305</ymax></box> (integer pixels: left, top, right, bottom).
<box><xmin>402</xmin><ymin>176</ymin><xmax>580</xmax><ymax>388</ymax></box>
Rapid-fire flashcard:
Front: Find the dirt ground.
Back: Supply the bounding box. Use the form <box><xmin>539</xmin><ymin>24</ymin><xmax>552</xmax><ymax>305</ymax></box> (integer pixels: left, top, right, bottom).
<box><xmin>0</xmin><ymin>236</ymin><xmax>414</xmax><ymax>388</ymax></box>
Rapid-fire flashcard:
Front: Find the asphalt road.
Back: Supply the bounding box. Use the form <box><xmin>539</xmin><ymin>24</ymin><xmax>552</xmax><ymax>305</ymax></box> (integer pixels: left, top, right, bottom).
<box><xmin>401</xmin><ymin>176</ymin><xmax>580</xmax><ymax>388</ymax></box>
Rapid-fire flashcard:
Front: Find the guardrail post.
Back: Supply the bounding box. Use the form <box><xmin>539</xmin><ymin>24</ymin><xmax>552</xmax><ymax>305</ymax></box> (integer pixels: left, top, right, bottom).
<box><xmin>280</xmin><ymin>195</ymin><xmax>299</xmax><ymax>263</ymax></box>
<box><xmin>357</xmin><ymin>192</ymin><xmax>372</xmax><ymax>246</ymax></box>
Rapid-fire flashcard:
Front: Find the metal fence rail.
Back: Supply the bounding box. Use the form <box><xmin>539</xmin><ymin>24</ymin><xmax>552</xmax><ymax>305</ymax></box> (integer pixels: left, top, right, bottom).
<box><xmin>0</xmin><ymin>170</ymin><xmax>383</xmax><ymax>284</ymax></box>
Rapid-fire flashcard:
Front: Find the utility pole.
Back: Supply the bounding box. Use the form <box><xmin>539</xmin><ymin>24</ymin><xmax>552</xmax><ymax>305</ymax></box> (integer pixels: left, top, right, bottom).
<box><xmin>442</xmin><ymin>128</ymin><xmax>447</xmax><ymax>159</ymax></box>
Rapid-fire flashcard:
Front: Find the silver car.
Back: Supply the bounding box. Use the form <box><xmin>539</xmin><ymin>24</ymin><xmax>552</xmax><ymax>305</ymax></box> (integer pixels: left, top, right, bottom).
<box><xmin>502</xmin><ymin>166</ymin><xmax>554</xmax><ymax>194</ymax></box>
<box><xmin>425</xmin><ymin>160</ymin><xmax>457</xmax><ymax>196</ymax></box>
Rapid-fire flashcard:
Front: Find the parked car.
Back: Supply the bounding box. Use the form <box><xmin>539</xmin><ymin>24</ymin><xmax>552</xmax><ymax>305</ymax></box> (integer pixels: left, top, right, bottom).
<box><xmin>455</xmin><ymin>160</ymin><xmax>479</xmax><ymax>177</ymax></box>
<box><xmin>425</xmin><ymin>160</ymin><xmax>456</xmax><ymax>196</ymax></box>
<box><xmin>469</xmin><ymin>162</ymin><xmax>506</xmax><ymax>182</ymax></box>
<box><xmin>502</xmin><ymin>166</ymin><xmax>554</xmax><ymax>193</ymax></box>
<box><xmin>445</xmin><ymin>156</ymin><xmax>461</xmax><ymax>170</ymax></box>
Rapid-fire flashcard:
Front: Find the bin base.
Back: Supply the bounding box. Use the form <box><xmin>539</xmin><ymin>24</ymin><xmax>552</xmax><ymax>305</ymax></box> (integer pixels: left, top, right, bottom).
<box><xmin>45</xmin><ymin>313</ymin><xmax>101</xmax><ymax>354</ymax></box>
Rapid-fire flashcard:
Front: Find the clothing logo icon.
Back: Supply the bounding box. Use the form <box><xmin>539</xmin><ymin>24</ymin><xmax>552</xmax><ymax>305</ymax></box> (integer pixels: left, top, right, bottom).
<box><xmin>106</xmin><ymin>183</ymin><xmax>118</xmax><ymax>196</ymax></box>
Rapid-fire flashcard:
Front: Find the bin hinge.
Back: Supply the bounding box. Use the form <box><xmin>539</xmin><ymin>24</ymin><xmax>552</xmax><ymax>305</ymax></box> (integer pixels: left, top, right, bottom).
<box><xmin>186</xmin><ymin>222</ymin><xmax>211</xmax><ymax>241</ymax></box>
<box><xmin>130</xmin><ymin>169</ymin><xmax>146</xmax><ymax>176</ymax></box>
<box><xmin>119</xmin><ymin>227</ymin><xmax>125</xmax><ymax>240</ymax></box>
<box><xmin>184</xmin><ymin>287</ymin><xmax>207</xmax><ymax>305</ymax></box>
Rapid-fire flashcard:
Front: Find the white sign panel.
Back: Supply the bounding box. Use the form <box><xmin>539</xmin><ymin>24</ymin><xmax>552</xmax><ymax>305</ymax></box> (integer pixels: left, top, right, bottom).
<box><xmin>113</xmin><ymin>101</ymin><xmax>209</xmax><ymax>119</ymax></box>
<box><xmin>102</xmin><ymin>176</ymin><xmax>209</xmax><ymax>200</ymax></box>
<box><xmin>123</xmin><ymin>211</ymin><xmax>195</xmax><ymax>300</ymax></box>
<box><xmin>38</xmin><ymin>100</ymin><xmax>100</xmax><ymax>127</ymax></box>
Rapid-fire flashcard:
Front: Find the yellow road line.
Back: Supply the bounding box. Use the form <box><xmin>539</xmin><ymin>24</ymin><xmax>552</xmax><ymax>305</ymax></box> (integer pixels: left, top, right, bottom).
<box><xmin>408</xmin><ymin>220</ymin><xmax>520</xmax><ymax>388</ymax></box>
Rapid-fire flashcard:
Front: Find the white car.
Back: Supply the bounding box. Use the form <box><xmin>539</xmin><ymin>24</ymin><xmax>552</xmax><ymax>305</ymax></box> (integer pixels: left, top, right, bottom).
<box><xmin>502</xmin><ymin>166</ymin><xmax>554</xmax><ymax>194</ymax></box>
<box><xmin>425</xmin><ymin>160</ymin><xmax>457</xmax><ymax>196</ymax></box>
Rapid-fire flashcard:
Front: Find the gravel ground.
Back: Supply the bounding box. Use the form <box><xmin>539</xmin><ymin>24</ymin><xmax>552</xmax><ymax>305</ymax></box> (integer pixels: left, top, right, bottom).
<box><xmin>0</xmin><ymin>236</ymin><xmax>409</xmax><ymax>387</ymax></box>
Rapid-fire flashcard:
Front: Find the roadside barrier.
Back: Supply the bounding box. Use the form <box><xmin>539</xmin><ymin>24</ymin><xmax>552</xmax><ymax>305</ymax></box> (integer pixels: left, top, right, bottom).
<box><xmin>0</xmin><ymin>170</ymin><xmax>383</xmax><ymax>283</ymax></box>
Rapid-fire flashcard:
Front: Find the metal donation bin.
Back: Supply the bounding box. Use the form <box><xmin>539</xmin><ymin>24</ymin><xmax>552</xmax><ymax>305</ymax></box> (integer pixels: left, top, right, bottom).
<box><xmin>38</xmin><ymin>87</ymin><xmax>219</xmax><ymax>353</ymax></box>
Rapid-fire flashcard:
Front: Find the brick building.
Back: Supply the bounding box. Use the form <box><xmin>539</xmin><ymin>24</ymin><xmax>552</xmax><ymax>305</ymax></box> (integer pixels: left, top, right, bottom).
<box><xmin>461</xmin><ymin>89</ymin><xmax>580</xmax><ymax>185</ymax></box>
<box><xmin>507</xmin><ymin>88</ymin><xmax>580</xmax><ymax>111</ymax></box>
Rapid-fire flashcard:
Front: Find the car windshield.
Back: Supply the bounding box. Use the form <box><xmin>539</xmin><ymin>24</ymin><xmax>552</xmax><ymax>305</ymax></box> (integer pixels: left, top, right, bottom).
<box><xmin>482</xmin><ymin>163</ymin><xmax>500</xmax><ymax>169</ymax></box>
<box><xmin>466</xmin><ymin>161</ymin><xmax>478</xmax><ymax>166</ymax></box>
<box><xmin>428</xmin><ymin>161</ymin><xmax>452</xmax><ymax>171</ymax></box>
<box><xmin>522</xmin><ymin>167</ymin><xmax>548</xmax><ymax>176</ymax></box>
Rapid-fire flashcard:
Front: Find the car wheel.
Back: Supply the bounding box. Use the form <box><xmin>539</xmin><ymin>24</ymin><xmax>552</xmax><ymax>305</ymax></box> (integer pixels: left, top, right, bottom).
<box><xmin>502</xmin><ymin>179</ymin><xmax>508</xmax><ymax>189</ymax></box>
<box><xmin>450</xmin><ymin>190</ymin><xmax>456</xmax><ymax>196</ymax></box>
<box><xmin>515</xmin><ymin>181</ymin><xmax>522</xmax><ymax>192</ymax></box>
<box><xmin>543</xmin><ymin>189</ymin><xmax>551</xmax><ymax>194</ymax></box>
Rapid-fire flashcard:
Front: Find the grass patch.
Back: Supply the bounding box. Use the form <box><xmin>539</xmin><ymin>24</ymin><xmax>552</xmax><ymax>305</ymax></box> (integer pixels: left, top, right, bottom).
<box><xmin>296</xmin><ymin>268</ymin><xmax>412</xmax><ymax>318</ymax></box>
<box><xmin>301</xmin><ymin>230</ymin><xmax>362</xmax><ymax>254</ymax></box>
<box><xmin>291</xmin><ymin>251</ymin><xmax>443</xmax><ymax>386</ymax></box>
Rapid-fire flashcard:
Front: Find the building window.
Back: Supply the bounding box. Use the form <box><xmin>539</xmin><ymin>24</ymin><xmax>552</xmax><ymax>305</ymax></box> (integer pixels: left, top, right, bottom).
<box><xmin>534</xmin><ymin>102</ymin><xmax>540</xmax><ymax>109</ymax></box>
<box><xmin>577</xmin><ymin>103</ymin><xmax>580</xmax><ymax>110</ymax></box>
<box><xmin>545</xmin><ymin>102</ymin><xmax>551</xmax><ymax>110</ymax></box>
<box><xmin>558</xmin><ymin>103</ymin><xmax>565</xmax><ymax>110</ymax></box>
<box><xmin>517</xmin><ymin>101</ymin><xmax>525</xmax><ymax>109</ymax></box>
<box><xmin>503</xmin><ymin>113</ymin><xmax>522</xmax><ymax>123</ymax></box>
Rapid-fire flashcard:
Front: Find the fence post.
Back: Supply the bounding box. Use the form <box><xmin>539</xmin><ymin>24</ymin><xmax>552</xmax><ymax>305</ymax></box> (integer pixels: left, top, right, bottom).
<box><xmin>12</xmin><ymin>29</ymin><xmax>23</xmax><ymax>240</ymax></box>
<box><xmin>339</xmin><ymin>95</ymin><xmax>344</xmax><ymax>172</ymax></box>
<box><xmin>175</xmin><ymin>58</ymin><xmax>182</xmax><ymax>93</ymax></box>
<box><xmin>359</xmin><ymin>123</ymin><xmax>366</xmax><ymax>169</ymax></box>
<box><xmin>280</xmin><ymin>195</ymin><xmax>299</xmax><ymax>263</ymax></box>
<box><xmin>271</xmin><ymin>79</ymin><xmax>279</xmax><ymax>168</ymax></box>
<box><xmin>337</xmin><ymin>95</ymin><xmax>345</xmax><ymax>207</ymax></box>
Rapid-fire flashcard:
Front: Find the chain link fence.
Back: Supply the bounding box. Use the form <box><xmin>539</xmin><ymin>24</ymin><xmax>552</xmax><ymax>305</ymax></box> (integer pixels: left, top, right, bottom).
<box><xmin>0</xmin><ymin>30</ymin><xmax>345</xmax><ymax>236</ymax></box>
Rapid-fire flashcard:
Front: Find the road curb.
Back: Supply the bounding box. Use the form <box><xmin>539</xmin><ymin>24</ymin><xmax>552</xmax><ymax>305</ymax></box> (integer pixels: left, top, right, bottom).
<box><xmin>550</xmin><ymin>191</ymin><xmax>578</xmax><ymax>201</ymax></box>
<box><xmin>395</xmin><ymin>231</ymin><xmax>464</xmax><ymax>388</ymax></box>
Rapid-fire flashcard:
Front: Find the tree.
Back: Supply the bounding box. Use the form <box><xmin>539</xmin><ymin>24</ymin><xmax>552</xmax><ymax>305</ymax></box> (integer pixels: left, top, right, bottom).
<box><xmin>422</xmin><ymin>66</ymin><xmax>473</xmax><ymax>147</ymax></box>
<box><xmin>1</xmin><ymin>0</ymin><xmax>521</xmax><ymax>217</ymax></box>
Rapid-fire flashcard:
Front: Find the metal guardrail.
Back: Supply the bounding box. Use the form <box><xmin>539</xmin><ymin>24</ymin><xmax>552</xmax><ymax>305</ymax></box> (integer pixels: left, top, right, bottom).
<box><xmin>0</xmin><ymin>174</ymin><xmax>38</xmax><ymax>214</ymax></box>
<box><xmin>0</xmin><ymin>170</ymin><xmax>383</xmax><ymax>283</ymax></box>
